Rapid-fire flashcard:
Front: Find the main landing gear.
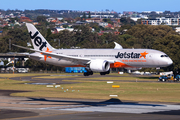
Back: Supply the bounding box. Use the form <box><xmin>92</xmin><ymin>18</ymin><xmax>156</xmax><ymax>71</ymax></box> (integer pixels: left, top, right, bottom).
<box><xmin>83</xmin><ymin>69</ymin><xmax>110</xmax><ymax>76</ymax></box>
<box><xmin>100</xmin><ymin>69</ymin><xmax>110</xmax><ymax>75</ymax></box>
<box><xmin>83</xmin><ymin>71</ymin><xmax>93</xmax><ymax>76</ymax></box>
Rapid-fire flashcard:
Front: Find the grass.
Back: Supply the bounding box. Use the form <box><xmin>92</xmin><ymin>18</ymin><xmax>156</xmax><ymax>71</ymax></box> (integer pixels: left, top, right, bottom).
<box><xmin>0</xmin><ymin>73</ymin><xmax>180</xmax><ymax>103</ymax></box>
<box><xmin>79</xmin><ymin>74</ymin><xmax>159</xmax><ymax>81</ymax></box>
<box><xmin>79</xmin><ymin>77</ymin><xmax>157</xmax><ymax>81</ymax></box>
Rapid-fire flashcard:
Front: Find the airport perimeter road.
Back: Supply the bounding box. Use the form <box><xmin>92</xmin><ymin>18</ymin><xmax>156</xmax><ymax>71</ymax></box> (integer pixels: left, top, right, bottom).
<box><xmin>0</xmin><ymin>90</ymin><xmax>180</xmax><ymax>120</ymax></box>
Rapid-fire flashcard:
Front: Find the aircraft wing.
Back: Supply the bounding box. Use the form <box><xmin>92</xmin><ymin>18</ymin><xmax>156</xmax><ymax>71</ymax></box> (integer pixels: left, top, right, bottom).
<box><xmin>13</xmin><ymin>44</ymin><xmax>115</xmax><ymax>64</ymax></box>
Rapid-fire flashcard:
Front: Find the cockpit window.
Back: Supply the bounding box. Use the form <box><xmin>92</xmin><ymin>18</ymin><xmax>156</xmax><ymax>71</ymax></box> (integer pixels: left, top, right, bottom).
<box><xmin>161</xmin><ymin>55</ymin><xmax>168</xmax><ymax>57</ymax></box>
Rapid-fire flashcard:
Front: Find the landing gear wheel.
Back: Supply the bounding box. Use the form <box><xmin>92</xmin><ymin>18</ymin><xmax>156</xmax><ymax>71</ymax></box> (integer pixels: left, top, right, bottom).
<box><xmin>89</xmin><ymin>71</ymin><xmax>93</xmax><ymax>75</ymax></box>
<box><xmin>83</xmin><ymin>71</ymin><xmax>93</xmax><ymax>76</ymax></box>
<box><xmin>84</xmin><ymin>72</ymin><xmax>89</xmax><ymax>76</ymax></box>
<box><xmin>100</xmin><ymin>72</ymin><xmax>106</xmax><ymax>75</ymax></box>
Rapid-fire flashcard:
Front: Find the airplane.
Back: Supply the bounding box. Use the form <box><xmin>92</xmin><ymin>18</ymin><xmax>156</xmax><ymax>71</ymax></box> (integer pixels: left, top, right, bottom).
<box><xmin>13</xmin><ymin>23</ymin><xmax>173</xmax><ymax>76</ymax></box>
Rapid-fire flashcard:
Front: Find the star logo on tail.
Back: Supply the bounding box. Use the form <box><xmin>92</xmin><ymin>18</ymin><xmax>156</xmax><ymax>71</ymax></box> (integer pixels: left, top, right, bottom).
<box><xmin>41</xmin><ymin>47</ymin><xmax>52</xmax><ymax>61</ymax></box>
<box><xmin>140</xmin><ymin>51</ymin><xmax>148</xmax><ymax>59</ymax></box>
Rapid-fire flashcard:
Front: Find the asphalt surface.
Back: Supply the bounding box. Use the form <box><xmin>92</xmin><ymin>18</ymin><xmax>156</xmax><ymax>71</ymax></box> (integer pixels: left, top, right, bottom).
<box><xmin>8</xmin><ymin>74</ymin><xmax>162</xmax><ymax>84</ymax></box>
<box><xmin>0</xmin><ymin>74</ymin><xmax>180</xmax><ymax>120</ymax></box>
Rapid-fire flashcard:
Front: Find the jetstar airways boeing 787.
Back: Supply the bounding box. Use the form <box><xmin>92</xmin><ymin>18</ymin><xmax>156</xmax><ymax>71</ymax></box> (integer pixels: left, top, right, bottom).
<box><xmin>13</xmin><ymin>23</ymin><xmax>173</xmax><ymax>76</ymax></box>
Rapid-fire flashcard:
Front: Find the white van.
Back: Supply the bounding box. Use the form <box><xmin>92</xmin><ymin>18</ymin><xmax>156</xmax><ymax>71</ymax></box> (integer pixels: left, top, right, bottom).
<box><xmin>17</xmin><ymin>68</ymin><xmax>28</xmax><ymax>73</ymax></box>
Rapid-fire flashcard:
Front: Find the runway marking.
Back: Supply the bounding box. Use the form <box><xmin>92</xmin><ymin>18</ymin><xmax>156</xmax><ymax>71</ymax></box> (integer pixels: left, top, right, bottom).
<box><xmin>109</xmin><ymin>95</ymin><xmax>118</xmax><ymax>97</ymax></box>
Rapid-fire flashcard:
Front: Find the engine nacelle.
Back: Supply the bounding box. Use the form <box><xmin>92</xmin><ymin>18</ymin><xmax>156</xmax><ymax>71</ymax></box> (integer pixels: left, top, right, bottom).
<box><xmin>89</xmin><ymin>59</ymin><xmax>110</xmax><ymax>72</ymax></box>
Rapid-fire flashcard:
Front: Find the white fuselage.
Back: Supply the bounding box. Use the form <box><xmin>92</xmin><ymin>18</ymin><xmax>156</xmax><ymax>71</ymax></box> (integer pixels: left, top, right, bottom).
<box><xmin>30</xmin><ymin>48</ymin><xmax>173</xmax><ymax>68</ymax></box>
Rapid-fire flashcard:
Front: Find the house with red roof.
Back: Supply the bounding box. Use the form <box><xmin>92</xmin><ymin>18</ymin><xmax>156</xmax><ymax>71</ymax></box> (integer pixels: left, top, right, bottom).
<box><xmin>104</xmin><ymin>23</ymin><xmax>114</xmax><ymax>29</ymax></box>
<box><xmin>20</xmin><ymin>17</ymin><xmax>32</xmax><ymax>23</ymax></box>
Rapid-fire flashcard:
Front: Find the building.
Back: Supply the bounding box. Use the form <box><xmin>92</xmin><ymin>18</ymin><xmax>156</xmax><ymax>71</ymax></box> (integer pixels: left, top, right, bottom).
<box><xmin>99</xmin><ymin>22</ymin><xmax>108</xmax><ymax>27</ymax></box>
<box><xmin>141</xmin><ymin>19</ymin><xmax>159</xmax><ymax>25</ymax></box>
<box><xmin>142</xmin><ymin>11</ymin><xmax>163</xmax><ymax>14</ymax></box>
<box><xmin>123</xmin><ymin>11</ymin><xmax>136</xmax><ymax>15</ymax></box>
<box><xmin>46</xmin><ymin>18</ymin><xmax>56</xmax><ymax>22</ymax></box>
<box><xmin>20</xmin><ymin>17</ymin><xmax>32</xmax><ymax>23</ymax></box>
<box><xmin>130</xmin><ymin>14</ymin><xmax>148</xmax><ymax>21</ymax></box>
<box><xmin>86</xmin><ymin>18</ymin><xmax>95</xmax><ymax>23</ymax></box>
<box><xmin>52</xmin><ymin>27</ymin><xmax>74</xmax><ymax>34</ymax></box>
<box><xmin>175</xmin><ymin>27</ymin><xmax>180</xmax><ymax>34</ymax></box>
<box><xmin>80</xmin><ymin>14</ymin><xmax>114</xmax><ymax>18</ymax></box>
<box><xmin>33</xmin><ymin>22</ymin><xmax>39</xmax><ymax>25</ymax></box>
<box><xmin>142</xmin><ymin>17</ymin><xmax>180</xmax><ymax>26</ymax></box>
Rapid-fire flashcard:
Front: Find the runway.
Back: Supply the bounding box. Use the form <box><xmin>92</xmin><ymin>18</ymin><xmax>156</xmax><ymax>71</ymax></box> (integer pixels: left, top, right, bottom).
<box><xmin>0</xmin><ymin>90</ymin><xmax>180</xmax><ymax>120</ymax></box>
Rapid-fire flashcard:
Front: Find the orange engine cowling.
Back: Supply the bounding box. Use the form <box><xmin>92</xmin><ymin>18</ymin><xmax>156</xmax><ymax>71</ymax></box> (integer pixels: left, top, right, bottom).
<box><xmin>110</xmin><ymin>62</ymin><xmax>129</xmax><ymax>68</ymax></box>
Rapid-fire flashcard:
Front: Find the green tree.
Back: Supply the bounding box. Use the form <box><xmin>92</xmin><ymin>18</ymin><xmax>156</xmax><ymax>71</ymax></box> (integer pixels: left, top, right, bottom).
<box><xmin>36</xmin><ymin>16</ymin><xmax>47</xmax><ymax>24</ymax></box>
<box><xmin>10</xmin><ymin>17</ymin><xmax>19</xmax><ymax>23</ymax></box>
<box><xmin>103</xmin><ymin>18</ymin><xmax>113</xmax><ymax>25</ymax></box>
<box><xmin>88</xmin><ymin>12</ymin><xmax>91</xmax><ymax>18</ymax></box>
<box><xmin>82</xmin><ymin>12</ymin><xmax>86</xmax><ymax>21</ymax></box>
<box><xmin>120</xmin><ymin>17</ymin><xmax>136</xmax><ymax>26</ymax></box>
<box><xmin>118</xmin><ymin>24</ymin><xmax>132</xmax><ymax>34</ymax></box>
<box><xmin>46</xmin><ymin>28</ymin><xmax>52</xmax><ymax>38</ymax></box>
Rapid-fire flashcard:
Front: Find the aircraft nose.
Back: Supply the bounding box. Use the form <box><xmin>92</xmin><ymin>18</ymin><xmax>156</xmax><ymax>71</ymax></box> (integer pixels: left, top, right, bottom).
<box><xmin>168</xmin><ymin>58</ymin><xmax>173</xmax><ymax>65</ymax></box>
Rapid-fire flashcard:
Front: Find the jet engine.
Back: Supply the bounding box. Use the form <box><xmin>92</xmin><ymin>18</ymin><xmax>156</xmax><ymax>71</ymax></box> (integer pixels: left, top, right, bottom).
<box><xmin>89</xmin><ymin>59</ymin><xmax>110</xmax><ymax>72</ymax></box>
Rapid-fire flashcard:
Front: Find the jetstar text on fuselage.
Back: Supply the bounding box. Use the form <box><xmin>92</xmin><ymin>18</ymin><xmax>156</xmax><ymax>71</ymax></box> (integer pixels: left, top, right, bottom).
<box><xmin>115</xmin><ymin>52</ymin><xmax>148</xmax><ymax>59</ymax></box>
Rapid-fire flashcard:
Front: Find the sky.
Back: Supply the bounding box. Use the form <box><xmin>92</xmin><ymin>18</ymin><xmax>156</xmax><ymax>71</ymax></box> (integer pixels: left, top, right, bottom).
<box><xmin>1</xmin><ymin>0</ymin><xmax>180</xmax><ymax>13</ymax></box>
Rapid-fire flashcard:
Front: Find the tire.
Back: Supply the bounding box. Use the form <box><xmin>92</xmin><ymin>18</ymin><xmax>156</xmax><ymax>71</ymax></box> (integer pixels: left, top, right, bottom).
<box><xmin>100</xmin><ymin>72</ymin><xmax>105</xmax><ymax>75</ymax></box>
<box><xmin>89</xmin><ymin>71</ymin><xmax>93</xmax><ymax>75</ymax></box>
<box><xmin>84</xmin><ymin>72</ymin><xmax>88</xmax><ymax>76</ymax></box>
